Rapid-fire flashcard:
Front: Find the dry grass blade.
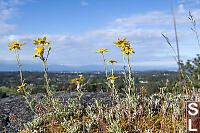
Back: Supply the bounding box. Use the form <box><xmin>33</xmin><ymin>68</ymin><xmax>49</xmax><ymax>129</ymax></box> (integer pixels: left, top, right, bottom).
<box><xmin>161</xmin><ymin>33</ymin><xmax>176</xmax><ymax>55</ymax></box>
<box><xmin>161</xmin><ymin>33</ymin><xmax>178</xmax><ymax>64</ymax></box>
<box><xmin>188</xmin><ymin>10</ymin><xmax>200</xmax><ymax>49</ymax></box>
<box><xmin>170</xmin><ymin>0</ymin><xmax>182</xmax><ymax>84</ymax></box>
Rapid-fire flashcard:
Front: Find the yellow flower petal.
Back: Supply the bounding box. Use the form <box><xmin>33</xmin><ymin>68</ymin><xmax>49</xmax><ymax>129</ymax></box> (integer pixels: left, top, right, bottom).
<box><xmin>95</xmin><ymin>48</ymin><xmax>108</xmax><ymax>53</ymax></box>
<box><xmin>33</xmin><ymin>36</ymin><xmax>50</xmax><ymax>46</ymax></box>
<box><xmin>71</xmin><ymin>76</ymin><xmax>85</xmax><ymax>85</ymax></box>
<box><xmin>33</xmin><ymin>46</ymin><xmax>44</xmax><ymax>59</ymax></box>
<box><xmin>107</xmin><ymin>59</ymin><xmax>117</xmax><ymax>63</ymax></box>
<box><xmin>107</xmin><ymin>76</ymin><xmax>118</xmax><ymax>80</ymax></box>
<box><xmin>43</xmin><ymin>36</ymin><xmax>46</xmax><ymax>41</ymax></box>
<box><xmin>17</xmin><ymin>83</ymin><xmax>27</xmax><ymax>92</ymax></box>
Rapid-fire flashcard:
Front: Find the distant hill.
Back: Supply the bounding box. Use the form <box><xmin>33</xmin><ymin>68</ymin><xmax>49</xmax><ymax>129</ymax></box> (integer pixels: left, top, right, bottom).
<box><xmin>0</xmin><ymin>63</ymin><xmax>177</xmax><ymax>72</ymax></box>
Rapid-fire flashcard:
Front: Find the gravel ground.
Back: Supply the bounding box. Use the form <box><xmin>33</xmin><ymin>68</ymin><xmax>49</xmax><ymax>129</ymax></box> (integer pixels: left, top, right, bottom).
<box><xmin>0</xmin><ymin>92</ymin><xmax>121</xmax><ymax>132</ymax></box>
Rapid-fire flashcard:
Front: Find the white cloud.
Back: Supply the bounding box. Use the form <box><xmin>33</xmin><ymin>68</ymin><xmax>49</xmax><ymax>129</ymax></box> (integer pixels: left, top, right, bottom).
<box><xmin>80</xmin><ymin>1</ymin><xmax>88</xmax><ymax>6</ymax></box>
<box><xmin>0</xmin><ymin>0</ymin><xmax>28</xmax><ymax>34</ymax></box>
<box><xmin>0</xmin><ymin>22</ymin><xmax>16</xmax><ymax>33</ymax></box>
<box><xmin>190</xmin><ymin>9</ymin><xmax>200</xmax><ymax>20</ymax></box>
<box><xmin>1</xmin><ymin>5</ymin><xmax>199</xmax><ymax>69</ymax></box>
<box><xmin>112</xmin><ymin>11</ymin><xmax>188</xmax><ymax>28</ymax></box>
<box><xmin>0</xmin><ymin>28</ymin><xmax>191</xmax><ymax>67</ymax></box>
<box><xmin>179</xmin><ymin>0</ymin><xmax>200</xmax><ymax>4</ymax></box>
<box><xmin>178</xmin><ymin>4</ymin><xmax>186</xmax><ymax>14</ymax></box>
<box><xmin>0</xmin><ymin>0</ymin><xmax>23</xmax><ymax>8</ymax></box>
<box><xmin>133</xmin><ymin>60</ymin><xmax>177</xmax><ymax>67</ymax></box>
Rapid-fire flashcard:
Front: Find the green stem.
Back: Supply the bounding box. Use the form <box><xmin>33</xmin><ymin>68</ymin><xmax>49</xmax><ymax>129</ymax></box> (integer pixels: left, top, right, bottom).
<box><xmin>112</xmin><ymin>63</ymin><xmax>114</xmax><ymax>76</ymax></box>
<box><xmin>123</xmin><ymin>53</ymin><xmax>127</xmax><ymax>86</ymax></box>
<box><xmin>15</xmin><ymin>50</ymin><xmax>23</xmax><ymax>84</ymax></box>
<box><xmin>127</xmin><ymin>54</ymin><xmax>132</xmax><ymax>96</ymax></box>
<box><xmin>23</xmin><ymin>95</ymin><xmax>37</xmax><ymax>115</ymax></box>
<box><xmin>102</xmin><ymin>53</ymin><xmax>108</xmax><ymax>78</ymax></box>
<box><xmin>15</xmin><ymin>49</ymin><xmax>37</xmax><ymax>115</ymax></box>
<box><xmin>42</xmin><ymin>59</ymin><xmax>55</xmax><ymax>111</ymax></box>
<box><xmin>43</xmin><ymin>60</ymin><xmax>50</xmax><ymax>94</ymax></box>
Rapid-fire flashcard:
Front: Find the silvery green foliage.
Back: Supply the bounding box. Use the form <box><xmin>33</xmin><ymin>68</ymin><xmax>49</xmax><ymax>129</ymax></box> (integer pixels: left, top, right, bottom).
<box><xmin>85</xmin><ymin>122</ymin><xmax>92</xmax><ymax>132</ymax></box>
<box><xmin>22</xmin><ymin>84</ymin><xmax>200</xmax><ymax>132</ymax></box>
<box><xmin>85</xmin><ymin>104</ymin><xmax>98</xmax><ymax>131</ymax></box>
<box><xmin>24</xmin><ymin>115</ymin><xmax>43</xmax><ymax>132</ymax></box>
<box><xmin>107</xmin><ymin>120</ymin><xmax>122</xmax><ymax>133</ymax></box>
<box><xmin>86</xmin><ymin>104</ymin><xmax>98</xmax><ymax>121</ymax></box>
<box><xmin>61</xmin><ymin>117</ymin><xmax>80</xmax><ymax>133</ymax></box>
<box><xmin>145</xmin><ymin>129</ymin><xmax>154</xmax><ymax>133</ymax></box>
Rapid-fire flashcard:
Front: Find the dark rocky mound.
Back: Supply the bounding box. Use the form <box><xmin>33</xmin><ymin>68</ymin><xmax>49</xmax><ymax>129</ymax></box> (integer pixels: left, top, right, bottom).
<box><xmin>0</xmin><ymin>92</ymin><xmax>121</xmax><ymax>132</ymax></box>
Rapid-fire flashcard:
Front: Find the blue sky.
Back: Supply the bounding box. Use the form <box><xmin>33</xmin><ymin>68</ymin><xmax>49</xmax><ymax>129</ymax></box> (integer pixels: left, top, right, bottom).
<box><xmin>1</xmin><ymin>0</ymin><xmax>200</xmax><ymax>70</ymax></box>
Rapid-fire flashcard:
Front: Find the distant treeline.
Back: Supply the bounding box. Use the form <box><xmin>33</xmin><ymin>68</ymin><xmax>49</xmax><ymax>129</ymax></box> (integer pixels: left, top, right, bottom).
<box><xmin>0</xmin><ymin>71</ymin><xmax>178</xmax><ymax>98</ymax></box>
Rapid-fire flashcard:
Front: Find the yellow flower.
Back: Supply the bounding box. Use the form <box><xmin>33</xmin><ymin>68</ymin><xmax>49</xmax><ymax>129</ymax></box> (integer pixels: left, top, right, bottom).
<box><xmin>33</xmin><ymin>36</ymin><xmax>50</xmax><ymax>46</ymax></box>
<box><xmin>107</xmin><ymin>76</ymin><xmax>118</xmax><ymax>81</ymax></box>
<box><xmin>95</xmin><ymin>48</ymin><xmax>109</xmax><ymax>53</ymax></box>
<box><xmin>17</xmin><ymin>83</ymin><xmax>27</xmax><ymax>92</ymax></box>
<box><xmin>8</xmin><ymin>40</ymin><xmax>24</xmax><ymax>50</ymax></box>
<box><xmin>121</xmin><ymin>41</ymin><xmax>131</xmax><ymax>48</ymax></box>
<box><xmin>107</xmin><ymin>59</ymin><xmax>117</xmax><ymax>64</ymax></box>
<box><xmin>122</xmin><ymin>48</ymin><xmax>135</xmax><ymax>55</ymax></box>
<box><xmin>114</xmin><ymin>38</ymin><xmax>135</xmax><ymax>55</ymax></box>
<box><xmin>71</xmin><ymin>76</ymin><xmax>85</xmax><ymax>85</ymax></box>
<box><xmin>114</xmin><ymin>38</ymin><xmax>127</xmax><ymax>47</ymax></box>
<box><xmin>33</xmin><ymin>46</ymin><xmax>44</xmax><ymax>59</ymax></box>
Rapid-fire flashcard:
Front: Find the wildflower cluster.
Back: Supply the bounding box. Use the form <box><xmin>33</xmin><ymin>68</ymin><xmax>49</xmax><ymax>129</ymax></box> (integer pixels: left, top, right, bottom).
<box><xmin>114</xmin><ymin>38</ymin><xmax>135</xmax><ymax>55</ymax></box>
<box><xmin>33</xmin><ymin>36</ymin><xmax>51</xmax><ymax>59</ymax></box>
<box><xmin>7</xmin><ymin>35</ymin><xmax>190</xmax><ymax>133</ymax></box>
<box><xmin>114</xmin><ymin>38</ymin><xmax>135</xmax><ymax>97</ymax></box>
<box><xmin>8</xmin><ymin>40</ymin><xmax>26</xmax><ymax>93</ymax></box>
<box><xmin>8</xmin><ymin>40</ymin><xmax>25</xmax><ymax>92</ymax></box>
<box><xmin>8</xmin><ymin>40</ymin><xmax>37</xmax><ymax>116</ymax></box>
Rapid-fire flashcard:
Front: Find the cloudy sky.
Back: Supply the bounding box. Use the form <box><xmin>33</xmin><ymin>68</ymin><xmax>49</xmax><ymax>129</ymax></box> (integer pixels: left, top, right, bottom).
<box><xmin>1</xmin><ymin>0</ymin><xmax>200</xmax><ymax>70</ymax></box>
